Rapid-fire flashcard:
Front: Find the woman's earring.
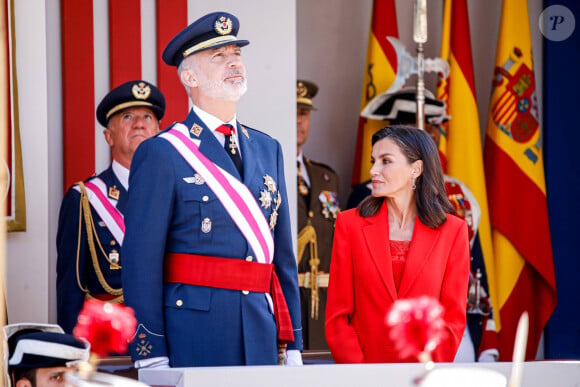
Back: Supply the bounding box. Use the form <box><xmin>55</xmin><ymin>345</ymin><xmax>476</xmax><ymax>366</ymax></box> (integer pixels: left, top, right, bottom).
<box><xmin>411</xmin><ymin>176</ymin><xmax>417</xmax><ymax>190</ymax></box>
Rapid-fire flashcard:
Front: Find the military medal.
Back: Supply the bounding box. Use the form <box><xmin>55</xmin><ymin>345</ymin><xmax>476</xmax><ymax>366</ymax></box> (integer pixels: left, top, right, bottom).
<box><xmin>298</xmin><ymin>182</ymin><xmax>309</xmax><ymax>196</ymax></box>
<box><xmin>260</xmin><ymin>175</ymin><xmax>282</xmax><ymax>229</ymax></box>
<box><xmin>260</xmin><ymin>190</ymin><xmax>272</xmax><ymax>208</ymax></box>
<box><xmin>228</xmin><ymin>136</ymin><xmax>238</xmax><ymax>155</ymax></box>
<box><xmin>109</xmin><ymin>249</ymin><xmax>120</xmax><ymax>270</ymax></box>
<box><xmin>264</xmin><ymin>175</ymin><xmax>277</xmax><ymax>193</ymax></box>
<box><xmin>269</xmin><ymin>210</ymin><xmax>278</xmax><ymax>230</ymax></box>
<box><xmin>108</xmin><ymin>185</ymin><xmax>120</xmax><ymax>200</ymax></box>
<box><xmin>270</xmin><ymin>192</ymin><xmax>282</xmax><ymax>229</ymax></box>
<box><xmin>319</xmin><ymin>191</ymin><xmax>340</xmax><ymax>219</ymax></box>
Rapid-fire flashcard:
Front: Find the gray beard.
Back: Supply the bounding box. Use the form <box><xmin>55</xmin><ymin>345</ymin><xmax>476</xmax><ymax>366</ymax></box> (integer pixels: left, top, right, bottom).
<box><xmin>198</xmin><ymin>77</ymin><xmax>247</xmax><ymax>101</ymax></box>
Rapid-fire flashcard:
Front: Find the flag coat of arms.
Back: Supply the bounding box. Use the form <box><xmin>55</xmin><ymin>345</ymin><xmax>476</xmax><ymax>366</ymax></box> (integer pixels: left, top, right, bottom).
<box><xmin>484</xmin><ymin>0</ymin><xmax>557</xmax><ymax>361</ymax></box>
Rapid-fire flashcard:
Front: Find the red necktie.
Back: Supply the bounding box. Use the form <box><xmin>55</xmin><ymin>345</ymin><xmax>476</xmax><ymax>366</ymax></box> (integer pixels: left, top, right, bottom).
<box><xmin>216</xmin><ymin>124</ymin><xmax>243</xmax><ymax>178</ymax></box>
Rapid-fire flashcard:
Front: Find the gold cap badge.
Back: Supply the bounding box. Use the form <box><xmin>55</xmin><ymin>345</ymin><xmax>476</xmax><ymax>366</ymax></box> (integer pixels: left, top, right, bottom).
<box><xmin>214</xmin><ymin>16</ymin><xmax>233</xmax><ymax>35</ymax></box>
<box><xmin>132</xmin><ymin>82</ymin><xmax>151</xmax><ymax>100</ymax></box>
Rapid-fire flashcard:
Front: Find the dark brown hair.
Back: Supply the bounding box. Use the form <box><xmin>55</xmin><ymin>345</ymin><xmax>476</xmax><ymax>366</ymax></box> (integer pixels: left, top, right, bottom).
<box><xmin>358</xmin><ymin>125</ymin><xmax>453</xmax><ymax>228</ymax></box>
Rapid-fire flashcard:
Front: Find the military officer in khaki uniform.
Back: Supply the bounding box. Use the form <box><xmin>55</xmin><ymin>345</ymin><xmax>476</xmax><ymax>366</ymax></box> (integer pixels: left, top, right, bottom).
<box><xmin>296</xmin><ymin>79</ymin><xmax>340</xmax><ymax>350</ymax></box>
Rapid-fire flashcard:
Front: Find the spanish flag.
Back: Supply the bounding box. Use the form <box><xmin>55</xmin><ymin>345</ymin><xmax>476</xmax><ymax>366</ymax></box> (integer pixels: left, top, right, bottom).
<box><xmin>351</xmin><ymin>0</ymin><xmax>398</xmax><ymax>185</ymax></box>
<box><xmin>436</xmin><ymin>0</ymin><xmax>498</xmax><ymax>351</ymax></box>
<box><xmin>484</xmin><ymin>0</ymin><xmax>557</xmax><ymax>360</ymax></box>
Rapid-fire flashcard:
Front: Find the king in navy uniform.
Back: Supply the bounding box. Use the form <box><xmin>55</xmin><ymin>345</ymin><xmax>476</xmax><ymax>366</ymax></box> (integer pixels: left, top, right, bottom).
<box><xmin>121</xmin><ymin>12</ymin><xmax>303</xmax><ymax>368</ymax></box>
<box><xmin>56</xmin><ymin>80</ymin><xmax>165</xmax><ymax>334</ymax></box>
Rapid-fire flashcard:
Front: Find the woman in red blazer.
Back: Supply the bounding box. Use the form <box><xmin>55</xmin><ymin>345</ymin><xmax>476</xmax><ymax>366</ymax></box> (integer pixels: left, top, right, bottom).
<box><xmin>325</xmin><ymin>126</ymin><xmax>470</xmax><ymax>363</ymax></box>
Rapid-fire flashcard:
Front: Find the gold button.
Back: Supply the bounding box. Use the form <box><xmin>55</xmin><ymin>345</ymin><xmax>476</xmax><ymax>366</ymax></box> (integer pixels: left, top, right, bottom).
<box><xmin>308</xmin><ymin>210</ymin><xmax>314</xmax><ymax>218</ymax></box>
<box><xmin>242</xmin><ymin>290</ymin><xmax>249</xmax><ymax>295</ymax></box>
<box><xmin>176</xmin><ymin>299</ymin><xmax>183</xmax><ymax>307</ymax></box>
<box><xmin>202</xmin><ymin>195</ymin><xmax>209</xmax><ymax>202</ymax></box>
<box><xmin>110</xmin><ymin>240</ymin><xmax>116</xmax><ymax>246</ymax></box>
<box><xmin>246</xmin><ymin>256</ymin><xmax>253</xmax><ymax>262</ymax></box>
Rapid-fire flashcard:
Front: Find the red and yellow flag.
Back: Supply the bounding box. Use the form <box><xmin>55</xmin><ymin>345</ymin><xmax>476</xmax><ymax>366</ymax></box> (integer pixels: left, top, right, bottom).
<box><xmin>484</xmin><ymin>0</ymin><xmax>557</xmax><ymax>360</ymax></box>
<box><xmin>436</xmin><ymin>0</ymin><xmax>498</xmax><ymax>349</ymax></box>
<box><xmin>351</xmin><ymin>0</ymin><xmax>398</xmax><ymax>185</ymax></box>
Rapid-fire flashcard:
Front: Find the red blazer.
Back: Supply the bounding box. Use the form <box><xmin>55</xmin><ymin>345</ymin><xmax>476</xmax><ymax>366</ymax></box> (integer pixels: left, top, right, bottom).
<box><xmin>325</xmin><ymin>202</ymin><xmax>470</xmax><ymax>363</ymax></box>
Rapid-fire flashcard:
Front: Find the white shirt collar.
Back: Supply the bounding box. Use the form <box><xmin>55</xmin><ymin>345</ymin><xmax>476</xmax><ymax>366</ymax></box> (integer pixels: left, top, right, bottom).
<box><xmin>112</xmin><ymin>160</ymin><xmax>129</xmax><ymax>190</ymax></box>
<box><xmin>193</xmin><ymin>105</ymin><xmax>237</xmax><ymax>134</ymax></box>
<box><xmin>297</xmin><ymin>150</ymin><xmax>305</xmax><ymax>165</ymax></box>
<box><xmin>296</xmin><ymin>150</ymin><xmax>310</xmax><ymax>187</ymax></box>
<box><xmin>193</xmin><ymin>105</ymin><xmax>240</xmax><ymax>157</ymax></box>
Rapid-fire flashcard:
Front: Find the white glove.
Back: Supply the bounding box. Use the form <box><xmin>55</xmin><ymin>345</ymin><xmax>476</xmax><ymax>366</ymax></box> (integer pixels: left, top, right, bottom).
<box><xmin>285</xmin><ymin>349</ymin><xmax>303</xmax><ymax>366</ymax></box>
<box><xmin>134</xmin><ymin>356</ymin><xmax>170</xmax><ymax>369</ymax></box>
<box><xmin>478</xmin><ymin>349</ymin><xmax>499</xmax><ymax>362</ymax></box>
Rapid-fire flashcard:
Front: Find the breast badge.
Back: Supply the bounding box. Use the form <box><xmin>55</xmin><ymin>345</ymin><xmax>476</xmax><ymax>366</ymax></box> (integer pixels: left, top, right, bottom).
<box><xmin>109</xmin><ymin>249</ymin><xmax>120</xmax><ymax>270</ymax></box>
<box><xmin>201</xmin><ymin>217</ymin><xmax>212</xmax><ymax>233</ymax></box>
<box><xmin>319</xmin><ymin>190</ymin><xmax>340</xmax><ymax>219</ymax></box>
<box><xmin>260</xmin><ymin>190</ymin><xmax>272</xmax><ymax>208</ymax></box>
<box><xmin>261</xmin><ymin>175</ymin><xmax>282</xmax><ymax>229</ymax></box>
<box><xmin>263</xmin><ymin>175</ymin><xmax>277</xmax><ymax>193</ymax></box>
<box><xmin>183</xmin><ymin>174</ymin><xmax>205</xmax><ymax>185</ymax></box>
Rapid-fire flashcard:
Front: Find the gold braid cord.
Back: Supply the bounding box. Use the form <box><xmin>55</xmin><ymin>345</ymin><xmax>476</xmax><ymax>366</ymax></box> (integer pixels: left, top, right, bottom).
<box><xmin>77</xmin><ymin>182</ymin><xmax>124</xmax><ymax>302</ymax></box>
<box><xmin>297</xmin><ymin>223</ymin><xmax>320</xmax><ymax>320</ymax></box>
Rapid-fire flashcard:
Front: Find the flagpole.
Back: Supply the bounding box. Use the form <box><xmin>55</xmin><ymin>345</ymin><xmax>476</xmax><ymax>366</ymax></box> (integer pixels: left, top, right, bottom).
<box><xmin>0</xmin><ymin>0</ymin><xmax>9</xmax><ymax>381</ymax></box>
<box><xmin>413</xmin><ymin>0</ymin><xmax>427</xmax><ymax>130</ymax></box>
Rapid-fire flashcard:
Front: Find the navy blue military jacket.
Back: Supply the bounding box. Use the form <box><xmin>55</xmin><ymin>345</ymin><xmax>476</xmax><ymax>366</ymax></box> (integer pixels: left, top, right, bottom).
<box><xmin>56</xmin><ymin>166</ymin><xmax>127</xmax><ymax>333</ymax></box>
<box><xmin>121</xmin><ymin>109</ymin><xmax>302</xmax><ymax>366</ymax></box>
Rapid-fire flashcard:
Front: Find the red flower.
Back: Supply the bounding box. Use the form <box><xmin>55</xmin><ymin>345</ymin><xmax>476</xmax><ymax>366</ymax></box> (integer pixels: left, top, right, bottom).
<box><xmin>385</xmin><ymin>296</ymin><xmax>447</xmax><ymax>361</ymax></box>
<box><xmin>73</xmin><ymin>299</ymin><xmax>137</xmax><ymax>358</ymax></box>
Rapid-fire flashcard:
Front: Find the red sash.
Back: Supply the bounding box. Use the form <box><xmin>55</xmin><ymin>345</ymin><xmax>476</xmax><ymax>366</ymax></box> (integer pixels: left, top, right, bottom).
<box><xmin>164</xmin><ymin>253</ymin><xmax>294</xmax><ymax>344</ymax></box>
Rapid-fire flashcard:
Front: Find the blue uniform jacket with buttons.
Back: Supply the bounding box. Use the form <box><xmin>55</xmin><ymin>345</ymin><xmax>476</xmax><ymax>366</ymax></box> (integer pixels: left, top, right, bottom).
<box><xmin>56</xmin><ymin>166</ymin><xmax>127</xmax><ymax>333</ymax></box>
<box><xmin>121</xmin><ymin>109</ymin><xmax>303</xmax><ymax>366</ymax></box>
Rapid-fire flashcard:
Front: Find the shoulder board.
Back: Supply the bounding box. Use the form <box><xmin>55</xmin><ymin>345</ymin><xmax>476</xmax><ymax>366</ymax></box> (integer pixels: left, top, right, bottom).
<box><xmin>238</xmin><ymin>123</ymin><xmax>271</xmax><ymax>139</ymax></box>
<box><xmin>305</xmin><ymin>158</ymin><xmax>337</xmax><ymax>173</ymax></box>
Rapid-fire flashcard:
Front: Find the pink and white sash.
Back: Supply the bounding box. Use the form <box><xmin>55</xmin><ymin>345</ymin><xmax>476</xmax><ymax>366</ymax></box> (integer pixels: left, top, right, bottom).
<box><xmin>159</xmin><ymin>123</ymin><xmax>274</xmax><ymax>264</ymax></box>
<box><xmin>73</xmin><ymin>178</ymin><xmax>125</xmax><ymax>245</ymax></box>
